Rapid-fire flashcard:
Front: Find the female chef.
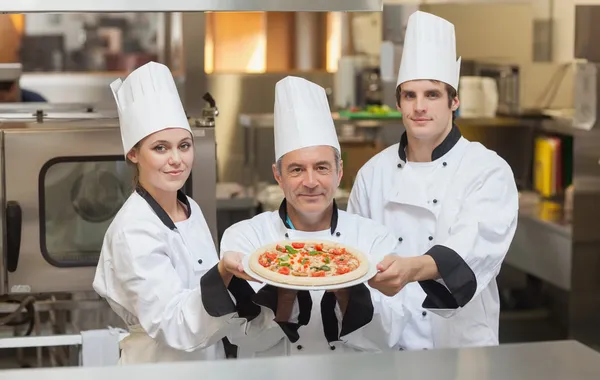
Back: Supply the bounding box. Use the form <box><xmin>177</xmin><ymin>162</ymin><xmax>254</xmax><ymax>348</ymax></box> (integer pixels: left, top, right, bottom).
<box><xmin>92</xmin><ymin>62</ymin><xmax>279</xmax><ymax>364</ymax></box>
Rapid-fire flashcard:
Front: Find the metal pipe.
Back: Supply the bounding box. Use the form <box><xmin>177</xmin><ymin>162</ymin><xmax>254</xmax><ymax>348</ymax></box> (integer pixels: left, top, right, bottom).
<box><xmin>0</xmin><ymin>0</ymin><xmax>383</xmax><ymax>13</ymax></box>
<box><xmin>162</xmin><ymin>13</ymin><xmax>173</xmax><ymax>69</ymax></box>
<box><xmin>294</xmin><ymin>12</ymin><xmax>319</xmax><ymax>71</ymax></box>
<box><xmin>181</xmin><ymin>12</ymin><xmax>206</xmax><ymax>116</ymax></box>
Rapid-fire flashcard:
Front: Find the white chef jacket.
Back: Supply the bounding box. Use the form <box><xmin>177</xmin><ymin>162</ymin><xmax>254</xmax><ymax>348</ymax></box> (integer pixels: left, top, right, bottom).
<box><xmin>93</xmin><ymin>187</ymin><xmax>278</xmax><ymax>364</ymax></box>
<box><xmin>220</xmin><ymin>200</ymin><xmax>411</xmax><ymax>358</ymax></box>
<box><xmin>347</xmin><ymin>125</ymin><xmax>519</xmax><ymax>349</ymax></box>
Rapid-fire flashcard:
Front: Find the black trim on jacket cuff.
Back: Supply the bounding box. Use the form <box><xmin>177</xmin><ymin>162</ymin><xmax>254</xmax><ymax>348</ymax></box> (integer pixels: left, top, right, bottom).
<box><xmin>320</xmin><ymin>284</ymin><xmax>374</xmax><ymax>343</ymax></box>
<box><xmin>201</xmin><ymin>264</ymin><xmax>237</xmax><ymax>317</ymax></box>
<box><xmin>252</xmin><ymin>285</ymin><xmax>312</xmax><ymax>343</ymax></box>
<box><xmin>320</xmin><ymin>292</ymin><xmax>338</xmax><ymax>343</ymax></box>
<box><xmin>227</xmin><ymin>276</ymin><xmax>261</xmax><ymax>321</ymax></box>
<box><xmin>419</xmin><ymin>245</ymin><xmax>477</xmax><ymax>309</ymax></box>
<box><xmin>340</xmin><ymin>284</ymin><xmax>374</xmax><ymax>336</ymax></box>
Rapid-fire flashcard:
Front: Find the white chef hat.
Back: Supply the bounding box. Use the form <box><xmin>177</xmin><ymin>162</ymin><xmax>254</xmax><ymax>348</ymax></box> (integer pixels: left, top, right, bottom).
<box><xmin>109</xmin><ymin>61</ymin><xmax>191</xmax><ymax>156</ymax></box>
<box><xmin>396</xmin><ymin>11</ymin><xmax>461</xmax><ymax>90</ymax></box>
<box><xmin>273</xmin><ymin>76</ymin><xmax>340</xmax><ymax>161</ymax></box>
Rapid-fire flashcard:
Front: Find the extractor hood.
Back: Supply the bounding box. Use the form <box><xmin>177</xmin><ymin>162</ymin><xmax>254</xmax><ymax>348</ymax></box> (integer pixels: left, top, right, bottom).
<box><xmin>0</xmin><ymin>0</ymin><xmax>382</xmax><ymax>12</ymax></box>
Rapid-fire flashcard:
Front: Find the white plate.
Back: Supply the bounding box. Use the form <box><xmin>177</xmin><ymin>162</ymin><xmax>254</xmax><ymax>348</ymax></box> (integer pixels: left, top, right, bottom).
<box><xmin>242</xmin><ymin>255</ymin><xmax>378</xmax><ymax>291</ymax></box>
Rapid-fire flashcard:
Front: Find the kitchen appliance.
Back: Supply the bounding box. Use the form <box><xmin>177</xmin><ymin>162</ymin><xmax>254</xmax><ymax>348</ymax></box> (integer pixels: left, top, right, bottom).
<box><xmin>458</xmin><ymin>76</ymin><xmax>498</xmax><ymax>118</ymax></box>
<box><xmin>0</xmin><ymin>63</ymin><xmax>22</xmax><ymax>101</ymax></box>
<box><xmin>472</xmin><ymin>61</ymin><xmax>574</xmax><ymax>116</ymax></box>
<box><xmin>0</xmin><ymin>102</ymin><xmax>217</xmax><ymax>295</ymax></box>
<box><xmin>356</xmin><ymin>66</ymin><xmax>383</xmax><ymax>106</ymax></box>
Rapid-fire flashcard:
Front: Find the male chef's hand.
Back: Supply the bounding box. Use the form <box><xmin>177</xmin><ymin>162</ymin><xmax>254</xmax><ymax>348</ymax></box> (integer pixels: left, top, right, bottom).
<box><xmin>218</xmin><ymin>251</ymin><xmax>261</xmax><ymax>286</ymax></box>
<box><xmin>368</xmin><ymin>255</ymin><xmax>439</xmax><ymax>296</ymax></box>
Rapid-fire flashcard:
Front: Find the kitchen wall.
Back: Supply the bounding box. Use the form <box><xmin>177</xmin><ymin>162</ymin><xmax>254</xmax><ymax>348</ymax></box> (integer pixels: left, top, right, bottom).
<box><xmin>419</xmin><ymin>2</ymin><xmax>534</xmax><ymax>62</ymax></box>
<box><xmin>20</xmin><ymin>1</ymin><xmax>595</xmax><ymax>183</ymax></box>
<box><xmin>384</xmin><ymin>0</ymin><xmax>600</xmax><ymax>63</ymax></box>
<box><xmin>552</xmin><ymin>0</ymin><xmax>600</xmax><ymax>62</ymax></box>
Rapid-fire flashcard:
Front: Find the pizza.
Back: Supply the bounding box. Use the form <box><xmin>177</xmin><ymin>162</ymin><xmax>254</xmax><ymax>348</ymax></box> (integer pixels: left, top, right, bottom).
<box><xmin>248</xmin><ymin>240</ymin><xmax>369</xmax><ymax>286</ymax></box>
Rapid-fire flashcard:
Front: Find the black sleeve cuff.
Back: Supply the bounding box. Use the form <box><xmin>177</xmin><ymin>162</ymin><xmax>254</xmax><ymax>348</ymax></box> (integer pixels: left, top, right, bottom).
<box><xmin>227</xmin><ymin>276</ymin><xmax>261</xmax><ymax>321</ymax></box>
<box><xmin>252</xmin><ymin>285</ymin><xmax>312</xmax><ymax>343</ymax></box>
<box><xmin>320</xmin><ymin>284</ymin><xmax>373</xmax><ymax>342</ymax></box>
<box><xmin>200</xmin><ymin>264</ymin><xmax>237</xmax><ymax>317</ymax></box>
<box><xmin>341</xmin><ymin>284</ymin><xmax>374</xmax><ymax>336</ymax></box>
<box><xmin>419</xmin><ymin>245</ymin><xmax>477</xmax><ymax>309</ymax></box>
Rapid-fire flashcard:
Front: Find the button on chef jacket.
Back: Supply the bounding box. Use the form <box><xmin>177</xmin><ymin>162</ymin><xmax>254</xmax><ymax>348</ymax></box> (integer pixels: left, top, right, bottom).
<box><xmin>93</xmin><ymin>188</ymin><xmax>281</xmax><ymax>363</ymax></box>
<box><xmin>347</xmin><ymin>126</ymin><xmax>519</xmax><ymax>349</ymax></box>
<box><xmin>221</xmin><ymin>199</ymin><xmax>411</xmax><ymax>358</ymax></box>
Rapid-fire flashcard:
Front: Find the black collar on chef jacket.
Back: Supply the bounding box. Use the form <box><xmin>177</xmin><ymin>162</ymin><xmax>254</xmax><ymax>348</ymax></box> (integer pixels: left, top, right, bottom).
<box><xmin>397</xmin><ymin>123</ymin><xmax>462</xmax><ymax>163</ymax></box>
<box><xmin>136</xmin><ymin>186</ymin><xmax>191</xmax><ymax>230</ymax></box>
<box><xmin>138</xmin><ymin>184</ymin><xmax>264</xmax><ymax>321</ymax></box>
<box><xmin>278</xmin><ymin>198</ymin><xmax>340</xmax><ymax>235</ymax></box>
<box><xmin>273</xmin><ymin>197</ymin><xmax>373</xmax><ymax>347</ymax></box>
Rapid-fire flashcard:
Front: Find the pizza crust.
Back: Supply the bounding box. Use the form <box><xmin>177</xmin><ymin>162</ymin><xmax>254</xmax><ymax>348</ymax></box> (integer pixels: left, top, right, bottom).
<box><xmin>248</xmin><ymin>239</ymin><xmax>370</xmax><ymax>287</ymax></box>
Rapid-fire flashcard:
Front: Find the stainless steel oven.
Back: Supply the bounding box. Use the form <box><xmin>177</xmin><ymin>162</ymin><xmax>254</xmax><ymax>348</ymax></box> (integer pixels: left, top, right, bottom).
<box><xmin>0</xmin><ymin>104</ymin><xmax>217</xmax><ymax>295</ymax></box>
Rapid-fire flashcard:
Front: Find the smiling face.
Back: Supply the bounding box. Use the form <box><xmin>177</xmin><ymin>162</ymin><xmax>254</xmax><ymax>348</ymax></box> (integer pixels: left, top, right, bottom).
<box><xmin>397</xmin><ymin>79</ymin><xmax>459</xmax><ymax>143</ymax></box>
<box><xmin>272</xmin><ymin>145</ymin><xmax>342</xmax><ymax>217</ymax></box>
<box><xmin>127</xmin><ymin>128</ymin><xmax>194</xmax><ymax>194</ymax></box>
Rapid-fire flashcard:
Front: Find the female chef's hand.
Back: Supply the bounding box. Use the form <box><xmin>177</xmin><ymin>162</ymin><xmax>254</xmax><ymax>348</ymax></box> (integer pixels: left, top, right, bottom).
<box><xmin>218</xmin><ymin>251</ymin><xmax>262</xmax><ymax>286</ymax></box>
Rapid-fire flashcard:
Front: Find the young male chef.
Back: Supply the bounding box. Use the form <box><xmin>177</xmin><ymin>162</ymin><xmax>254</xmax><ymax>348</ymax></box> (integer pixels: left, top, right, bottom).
<box><xmin>347</xmin><ymin>11</ymin><xmax>519</xmax><ymax>349</ymax></box>
<box><xmin>220</xmin><ymin>76</ymin><xmax>411</xmax><ymax>357</ymax></box>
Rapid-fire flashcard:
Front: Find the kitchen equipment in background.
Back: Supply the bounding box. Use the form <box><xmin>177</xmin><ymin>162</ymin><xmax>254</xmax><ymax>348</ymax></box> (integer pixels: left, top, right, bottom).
<box><xmin>339</xmin><ymin>139</ymin><xmax>383</xmax><ymax>191</ymax></box>
<box><xmin>334</xmin><ymin>57</ymin><xmax>382</xmax><ymax>109</ymax></box>
<box><xmin>534</xmin><ymin>136</ymin><xmax>561</xmax><ymax>198</ymax></box>
<box><xmin>351</xmin><ymin>12</ymin><xmax>382</xmax><ymax>57</ymax></box>
<box><xmin>533</xmin><ymin>134</ymin><xmax>573</xmax><ymax>198</ymax></box>
<box><xmin>0</xmin><ymin>63</ymin><xmax>22</xmax><ymax>101</ymax></box>
<box><xmin>458</xmin><ymin>76</ymin><xmax>498</xmax><ymax>118</ymax></box>
<box><xmin>20</xmin><ymin>35</ymin><xmax>66</xmax><ymax>72</ymax></box>
<box><xmin>334</xmin><ymin>56</ymin><xmax>358</xmax><ymax>109</ymax></box>
<box><xmin>473</xmin><ymin>61</ymin><xmax>574</xmax><ymax>116</ymax></box>
<box><xmin>356</xmin><ymin>66</ymin><xmax>382</xmax><ymax>106</ymax></box>
<box><xmin>0</xmin><ymin>102</ymin><xmax>217</xmax><ymax>295</ymax></box>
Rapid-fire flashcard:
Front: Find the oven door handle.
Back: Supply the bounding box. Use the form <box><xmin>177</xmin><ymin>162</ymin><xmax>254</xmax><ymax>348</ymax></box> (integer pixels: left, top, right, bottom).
<box><xmin>6</xmin><ymin>201</ymin><xmax>21</xmax><ymax>272</ymax></box>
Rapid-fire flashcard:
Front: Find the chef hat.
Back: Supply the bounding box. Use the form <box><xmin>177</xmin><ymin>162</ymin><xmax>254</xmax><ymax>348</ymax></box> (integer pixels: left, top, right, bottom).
<box><xmin>396</xmin><ymin>11</ymin><xmax>461</xmax><ymax>90</ymax></box>
<box><xmin>110</xmin><ymin>61</ymin><xmax>191</xmax><ymax>156</ymax></box>
<box><xmin>274</xmin><ymin>76</ymin><xmax>340</xmax><ymax>161</ymax></box>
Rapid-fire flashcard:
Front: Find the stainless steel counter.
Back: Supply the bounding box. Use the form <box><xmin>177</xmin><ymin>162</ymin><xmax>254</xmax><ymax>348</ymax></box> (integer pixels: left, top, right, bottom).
<box><xmin>2</xmin><ymin>341</ymin><xmax>599</xmax><ymax>379</ymax></box>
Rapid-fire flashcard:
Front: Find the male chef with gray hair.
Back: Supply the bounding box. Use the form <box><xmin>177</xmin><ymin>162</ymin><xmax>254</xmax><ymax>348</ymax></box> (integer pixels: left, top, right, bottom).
<box><xmin>348</xmin><ymin>11</ymin><xmax>519</xmax><ymax>349</ymax></box>
<box><xmin>220</xmin><ymin>76</ymin><xmax>411</xmax><ymax>357</ymax></box>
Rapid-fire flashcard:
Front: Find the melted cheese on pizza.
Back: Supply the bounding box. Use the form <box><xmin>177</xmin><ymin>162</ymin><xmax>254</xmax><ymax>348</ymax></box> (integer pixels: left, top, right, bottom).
<box><xmin>257</xmin><ymin>242</ymin><xmax>359</xmax><ymax>277</ymax></box>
